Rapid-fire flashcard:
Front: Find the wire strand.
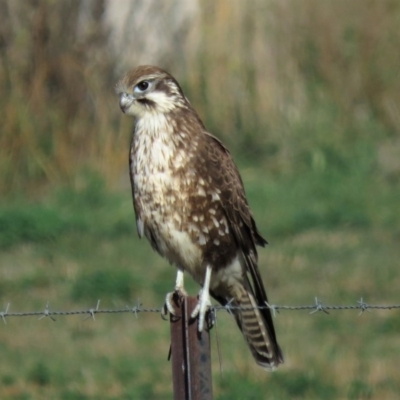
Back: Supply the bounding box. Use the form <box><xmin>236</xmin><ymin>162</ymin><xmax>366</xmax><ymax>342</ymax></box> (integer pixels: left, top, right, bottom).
<box><xmin>1</xmin><ymin>297</ymin><xmax>399</xmax><ymax>323</ymax></box>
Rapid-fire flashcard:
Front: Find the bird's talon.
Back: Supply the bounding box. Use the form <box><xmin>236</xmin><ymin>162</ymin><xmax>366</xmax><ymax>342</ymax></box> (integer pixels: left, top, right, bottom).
<box><xmin>191</xmin><ymin>289</ymin><xmax>212</xmax><ymax>332</ymax></box>
<box><xmin>161</xmin><ymin>302</ymin><xmax>169</xmax><ymax>320</ymax></box>
<box><xmin>207</xmin><ymin>308</ymin><xmax>216</xmax><ymax>329</ymax></box>
<box><xmin>162</xmin><ymin>288</ymin><xmax>187</xmax><ymax>320</ymax></box>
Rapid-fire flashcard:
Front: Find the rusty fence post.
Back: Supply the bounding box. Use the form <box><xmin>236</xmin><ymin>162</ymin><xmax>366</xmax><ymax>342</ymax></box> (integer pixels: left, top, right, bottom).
<box><xmin>170</xmin><ymin>295</ymin><xmax>213</xmax><ymax>400</ymax></box>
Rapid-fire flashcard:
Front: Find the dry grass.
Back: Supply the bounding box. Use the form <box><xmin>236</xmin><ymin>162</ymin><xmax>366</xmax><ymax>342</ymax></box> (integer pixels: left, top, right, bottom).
<box><xmin>1</xmin><ymin>1</ymin><xmax>400</xmax><ymax>194</ymax></box>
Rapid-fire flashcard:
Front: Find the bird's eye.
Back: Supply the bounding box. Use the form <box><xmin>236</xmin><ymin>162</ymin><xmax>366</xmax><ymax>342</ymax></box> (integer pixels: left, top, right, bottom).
<box><xmin>135</xmin><ymin>81</ymin><xmax>150</xmax><ymax>92</ymax></box>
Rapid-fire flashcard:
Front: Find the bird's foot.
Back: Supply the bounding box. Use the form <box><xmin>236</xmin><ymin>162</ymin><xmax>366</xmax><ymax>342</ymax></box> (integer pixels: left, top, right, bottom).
<box><xmin>191</xmin><ymin>288</ymin><xmax>212</xmax><ymax>332</ymax></box>
<box><xmin>161</xmin><ymin>287</ymin><xmax>187</xmax><ymax>320</ymax></box>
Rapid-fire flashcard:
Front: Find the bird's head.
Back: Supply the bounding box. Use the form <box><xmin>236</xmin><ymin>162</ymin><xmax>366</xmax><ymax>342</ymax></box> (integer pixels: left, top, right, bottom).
<box><xmin>116</xmin><ymin>65</ymin><xmax>188</xmax><ymax>118</ymax></box>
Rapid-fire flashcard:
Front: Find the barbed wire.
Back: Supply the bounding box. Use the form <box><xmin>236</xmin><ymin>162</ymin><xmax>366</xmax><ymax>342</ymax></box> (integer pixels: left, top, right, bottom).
<box><xmin>1</xmin><ymin>297</ymin><xmax>399</xmax><ymax>324</ymax></box>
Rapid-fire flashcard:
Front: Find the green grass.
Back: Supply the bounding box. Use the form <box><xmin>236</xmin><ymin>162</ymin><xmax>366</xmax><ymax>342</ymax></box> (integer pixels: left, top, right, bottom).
<box><xmin>2</xmin><ymin>2</ymin><xmax>400</xmax><ymax>398</ymax></box>
<box><xmin>0</xmin><ymin>150</ymin><xmax>399</xmax><ymax>399</ymax></box>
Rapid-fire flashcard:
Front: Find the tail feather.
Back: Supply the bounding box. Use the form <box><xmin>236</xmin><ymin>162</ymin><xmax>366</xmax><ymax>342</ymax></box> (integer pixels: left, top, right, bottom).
<box><xmin>234</xmin><ymin>287</ymin><xmax>284</xmax><ymax>370</ymax></box>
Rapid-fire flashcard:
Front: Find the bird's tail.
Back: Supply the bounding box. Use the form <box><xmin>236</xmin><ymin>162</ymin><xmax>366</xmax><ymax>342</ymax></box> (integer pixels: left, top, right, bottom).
<box><xmin>233</xmin><ymin>286</ymin><xmax>284</xmax><ymax>370</ymax></box>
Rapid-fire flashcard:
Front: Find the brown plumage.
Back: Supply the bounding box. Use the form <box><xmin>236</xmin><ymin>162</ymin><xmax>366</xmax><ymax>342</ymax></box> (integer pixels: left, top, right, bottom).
<box><xmin>116</xmin><ymin>65</ymin><xmax>284</xmax><ymax>370</ymax></box>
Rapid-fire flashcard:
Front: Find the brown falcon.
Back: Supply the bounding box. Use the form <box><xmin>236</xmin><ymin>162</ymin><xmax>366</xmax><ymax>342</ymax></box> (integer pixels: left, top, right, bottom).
<box><xmin>116</xmin><ymin>65</ymin><xmax>284</xmax><ymax>370</ymax></box>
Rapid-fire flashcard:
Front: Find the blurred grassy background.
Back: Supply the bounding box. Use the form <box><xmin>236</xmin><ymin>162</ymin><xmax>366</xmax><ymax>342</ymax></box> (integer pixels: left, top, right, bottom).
<box><xmin>0</xmin><ymin>0</ymin><xmax>400</xmax><ymax>399</ymax></box>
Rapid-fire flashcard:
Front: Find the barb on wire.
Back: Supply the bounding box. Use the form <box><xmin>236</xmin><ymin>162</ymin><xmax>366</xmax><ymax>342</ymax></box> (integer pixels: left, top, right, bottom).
<box><xmin>1</xmin><ymin>303</ymin><xmax>10</xmax><ymax>324</ymax></box>
<box><xmin>309</xmin><ymin>297</ymin><xmax>329</xmax><ymax>315</ymax></box>
<box><xmin>357</xmin><ymin>297</ymin><xmax>370</xmax><ymax>316</ymax></box>
<box><xmin>84</xmin><ymin>300</ymin><xmax>101</xmax><ymax>321</ymax></box>
<box><xmin>0</xmin><ymin>297</ymin><xmax>399</xmax><ymax>323</ymax></box>
<box><xmin>224</xmin><ymin>298</ymin><xmax>235</xmax><ymax>316</ymax></box>
<box><xmin>264</xmin><ymin>301</ymin><xmax>278</xmax><ymax>317</ymax></box>
<box><xmin>126</xmin><ymin>299</ymin><xmax>142</xmax><ymax>318</ymax></box>
<box><xmin>38</xmin><ymin>301</ymin><xmax>56</xmax><ymax>321</ymax></box>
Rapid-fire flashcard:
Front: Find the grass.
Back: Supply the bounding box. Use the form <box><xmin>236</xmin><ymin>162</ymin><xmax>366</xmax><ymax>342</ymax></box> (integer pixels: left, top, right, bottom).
<box><xmin>0</xmin><ymin>151</ymin><xmax>399</xmax><ymax>399</ymax></box>
<box><xmin>1</xmin><ymin>2</ymin><xmax>400</xmax><ymax>398</ymax></box>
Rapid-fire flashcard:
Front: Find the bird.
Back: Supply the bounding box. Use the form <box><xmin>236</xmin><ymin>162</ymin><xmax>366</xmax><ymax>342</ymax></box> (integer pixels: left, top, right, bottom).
<box><xmin>116</xmin><ymin>65</ymin><xmax>284</xmax><ymax>370</ymax></box>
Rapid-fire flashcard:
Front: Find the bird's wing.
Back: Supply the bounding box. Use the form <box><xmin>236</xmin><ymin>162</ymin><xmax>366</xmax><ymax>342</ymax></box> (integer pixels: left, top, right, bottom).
<box><xmin>202</xmin><ymin>132</ymin><xmax>269</xmax><ymax>302</ymax></box>
<box><xmin>202</xmin><ymin>132</ymin><xmax>283</xmax><ymax>368</ymax></box>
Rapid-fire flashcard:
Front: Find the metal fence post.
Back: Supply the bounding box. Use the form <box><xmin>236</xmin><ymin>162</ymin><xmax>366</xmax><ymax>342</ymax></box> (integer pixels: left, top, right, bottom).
<box><xmin>170</xmin><ymin>295</ymin><xmax>213</xmax><ymax>400</ymax></box>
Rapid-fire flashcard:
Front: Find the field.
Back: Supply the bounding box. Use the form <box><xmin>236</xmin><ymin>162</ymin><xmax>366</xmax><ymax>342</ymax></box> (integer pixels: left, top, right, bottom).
<box><xmin>1</xmin><ymin>154</ymin><xmax>399</xmax><ymax>399</ymax></box>
<box><xmin>1</xmin><ymin>1</ymin><xmax>400</xmax><ymax>399</ymax></box>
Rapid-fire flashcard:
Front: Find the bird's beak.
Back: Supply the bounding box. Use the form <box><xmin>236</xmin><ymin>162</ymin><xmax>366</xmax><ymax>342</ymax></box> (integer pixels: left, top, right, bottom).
<box><xmin>119</xmin><ymin>93</ymin><xmax>134</xmax><ymax>113</ymax></box>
